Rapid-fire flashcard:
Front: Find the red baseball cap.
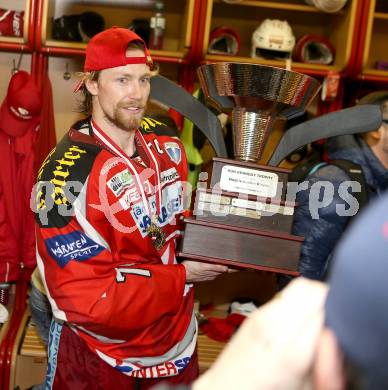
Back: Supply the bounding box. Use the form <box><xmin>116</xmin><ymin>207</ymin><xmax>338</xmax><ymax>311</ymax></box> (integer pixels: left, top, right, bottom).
<box><xmin>84</xmin><ymin>26</ymin><xmax>153</xmax><ymax>72</ymax></box>
<box><xmin>0</xmin><ymin>71</ymin><xmax>42</xmax><ymax>137</ymax></box>
<box><xmin>0</xmin><ymin>9</ymin><xmax>24</xmax><ymax>37</ymax></box>
<box><xmin>74</xmin><ymin>27</ymin><xmax>153</xmax><ymax>92</ymax></box>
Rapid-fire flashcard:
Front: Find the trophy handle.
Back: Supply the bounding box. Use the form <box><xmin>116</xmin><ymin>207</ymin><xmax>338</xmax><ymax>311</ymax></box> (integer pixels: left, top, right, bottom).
<box><xmin>150</xmin><ymin>75</ymin><xmax>228</xmax><ymax>158</ymax></box>
<box><xmin>268</xmin><ymin>105</ymin><xmax>382</xmax><ymax>167</ymax></box>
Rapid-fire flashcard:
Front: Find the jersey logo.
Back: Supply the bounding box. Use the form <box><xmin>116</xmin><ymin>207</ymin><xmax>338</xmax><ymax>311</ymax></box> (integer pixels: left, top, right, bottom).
<box><xmin>140</xmin><ymin>117</ymin><xmax>164</xmax><ymax>133</ymax></box>
<box><xmin>107</xmin><ymin>169</ymin><xmax>133</xmax><ymax>197</ymax></box>
<box><xmin>37</xmin><ymin>144</ymin><xmax>87</xmax><ymax>209</ymax></box>
<box><xmin>160</xmin><ymin>168</ymin><xmax>180</xmax><ymax>187</ymax></box>
<box><xmin>45</xmin><ymin>231</ymin><xmax>104</xmax><ymax>268</ymax></box>
<box><xmin>165</xmin><ymin>142</ymin><xmax>181</xmax><ymax>165</ymax></box>
<box><xmin>130</xmin><ymin>182</ymin><xmax>183</xmax><ymax>236</ymax></box>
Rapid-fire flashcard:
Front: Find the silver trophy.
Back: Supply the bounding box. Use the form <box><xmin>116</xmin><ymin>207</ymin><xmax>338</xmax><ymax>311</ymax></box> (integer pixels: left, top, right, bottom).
<box><xmin>178</xmin><ymin>63</ymin><xmax>321</xmax><ymax>274</ymax></box>
<box><xmin>197</xmin><ymin>62</ymin><xmax>320</xmax><ymax>163</ymax></box>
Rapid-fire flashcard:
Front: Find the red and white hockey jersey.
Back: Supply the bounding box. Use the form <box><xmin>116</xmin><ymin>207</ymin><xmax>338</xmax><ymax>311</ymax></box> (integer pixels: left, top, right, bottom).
<box><xmin>35</xmin><ymin>118</ymin><xmax>196</xmax><ymax>377</ymax></box>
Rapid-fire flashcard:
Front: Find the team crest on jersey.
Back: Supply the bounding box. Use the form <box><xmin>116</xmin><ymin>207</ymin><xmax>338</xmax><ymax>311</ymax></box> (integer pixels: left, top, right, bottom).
<box><xmin>45</xmin><ymin>231</ymin><xmax>104</xmax><ymax>268</ymax></box>
<box><xmin>165</xmin><ymin>142</ymin><xmax>181</xmax><ymax>165</ymax></box>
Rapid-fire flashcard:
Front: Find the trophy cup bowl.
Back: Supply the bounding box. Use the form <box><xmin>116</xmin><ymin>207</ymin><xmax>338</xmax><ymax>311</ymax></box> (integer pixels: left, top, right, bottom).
<box><xmin>178</xmin><ymin>63</ymin><xmax>321</xmax><ymax>274</ymax></box>
<box><xmin>197</xmin><ymin>62</ymin><xmax>320</xmax><ymax>162</ymax></box>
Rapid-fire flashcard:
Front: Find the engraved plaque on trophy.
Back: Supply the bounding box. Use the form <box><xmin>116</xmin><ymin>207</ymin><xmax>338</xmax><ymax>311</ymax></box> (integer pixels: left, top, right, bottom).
<box><xmin>178</xmin><ymin>63</ymin><xmax>320</xmax><ymax>275</ymax></box>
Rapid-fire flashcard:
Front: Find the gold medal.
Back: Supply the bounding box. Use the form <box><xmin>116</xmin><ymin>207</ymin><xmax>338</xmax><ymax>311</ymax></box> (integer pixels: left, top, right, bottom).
<box><xmin>147</xmin><ymin>217</ymin><xmax>166</xmax><ymax>250</ymax></box>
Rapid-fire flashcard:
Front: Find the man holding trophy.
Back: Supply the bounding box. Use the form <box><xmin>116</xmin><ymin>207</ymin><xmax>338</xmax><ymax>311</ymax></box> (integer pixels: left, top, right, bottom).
<box><xmin>34</xmin><ymin>27</ymin><xmax>228</xmax><ymax>389</ymax></box>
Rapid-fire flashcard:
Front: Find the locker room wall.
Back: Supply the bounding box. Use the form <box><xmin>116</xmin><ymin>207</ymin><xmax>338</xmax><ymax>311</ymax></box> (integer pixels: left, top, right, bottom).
<box><xmin>48</xmin><ymin>56</ymin><xmax>84</xmax><ymax>140</ymax></box>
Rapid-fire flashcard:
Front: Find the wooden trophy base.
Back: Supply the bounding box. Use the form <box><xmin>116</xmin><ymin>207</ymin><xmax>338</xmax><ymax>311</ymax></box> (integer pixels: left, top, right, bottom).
<box><xmin>178</xmin><ymin>218</ymin><xmax>302</xmax><ymax>275</ymax></box>
<box><xmin>179</xmin><ymin>157</ymin><xmax>302</xmax><ymax>275</ymax></box>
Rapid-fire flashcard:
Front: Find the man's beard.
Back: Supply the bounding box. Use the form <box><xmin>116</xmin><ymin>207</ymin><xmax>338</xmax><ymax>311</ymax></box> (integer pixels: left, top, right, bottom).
<box><xmin>105</xmin><ymin>102</ymin><xmax>146</xmax><ymax>132</ymax></box>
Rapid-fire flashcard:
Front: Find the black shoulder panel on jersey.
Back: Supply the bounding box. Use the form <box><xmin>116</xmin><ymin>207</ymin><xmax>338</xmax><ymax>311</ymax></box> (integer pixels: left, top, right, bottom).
<box><xmin>35</xmin><ymin>131</ymin><xmax>102</xmax><ymax>228</ymax></box>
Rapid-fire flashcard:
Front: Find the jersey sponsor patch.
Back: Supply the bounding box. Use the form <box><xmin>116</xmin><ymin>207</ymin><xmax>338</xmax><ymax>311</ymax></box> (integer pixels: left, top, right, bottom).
<box><xmin>36</xmin><ymin>144</ymin><xmax>87</xmax><ymax>209</ymax></box>
<box><xmin>160</xmin><ymin>168</ymin><xmax>180</xmax><ymax>187</ymax></box>
<box><xmin>126</xmin><ymin>357</ymin><xmax>189</xmax><ymax>378</ymax></box>
<box><xmin>101</xmin><ymin>160</ymin><xmax>119</xmax><ymax>175</ymax></box>
<box><xmin>164</xmin><ymin>142</ymin><xmax>181</xmax><ymax>165</ymax></box>
<box><xmin>131</xmin><ymin>182</ymin><xmax>184</xmax><ymax>236</ymax></box>
<box><xmin>45</xmin><ymin>231</ymin><xmax>104</xmax><ymax>268</ymax></box>
<box><xmin>99</xmin><ymin>350</ymin><xmax>191</xmax><ymax>378</ymax></box>
<box><xmin>119</xmin><ymin>186</ymin><xmax>142</xmax><ymax>210</ymax></box>
<box><xmin>107</xmin><ymin>169</ymin><xmax>133</xmax><ymax>197</ymax></box>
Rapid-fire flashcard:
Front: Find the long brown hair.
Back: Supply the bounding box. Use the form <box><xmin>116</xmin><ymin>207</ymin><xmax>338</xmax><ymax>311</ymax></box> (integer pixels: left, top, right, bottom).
<box><xmin>77</xmin><ymin>71</ymin><xmax>100</xmax><ymax>116</ymax></box>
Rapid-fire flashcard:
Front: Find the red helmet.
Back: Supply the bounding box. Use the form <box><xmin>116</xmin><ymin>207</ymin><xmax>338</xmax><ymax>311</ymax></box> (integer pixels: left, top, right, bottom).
<box><xmin>208</xmin><ymin>27</ymin><xmax>240</xmax><ymax>56</ymax></box>
<box><xmin>293</xmin><ymin>35</ymin><xmax>335</xmax><ymax>65</ymax></box>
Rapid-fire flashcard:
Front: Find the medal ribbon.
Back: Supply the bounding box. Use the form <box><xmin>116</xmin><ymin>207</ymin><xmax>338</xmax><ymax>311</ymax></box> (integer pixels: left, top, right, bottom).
<box><xmin>134</xmin><ymin>131</ymin><xmax>162</xmax><ymax>217</ymax></box>
<box><xmin>91</xmin><ymin>120</ymin><xmax>162</xmax><ymax>219</ymax></box>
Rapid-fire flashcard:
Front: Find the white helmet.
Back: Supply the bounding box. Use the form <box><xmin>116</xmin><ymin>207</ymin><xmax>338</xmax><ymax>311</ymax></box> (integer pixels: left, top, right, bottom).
<box><xmin>0</xmin><ymin>303</ymin><xmax>8</xmax><ymax>323</ymax></box>
<box><xmin>251</xmin><ymin>19</ymin><xmax>295</xmax><ymax>59</ymax></box>
<box><xmin>304</xmin><ymin>0</ymin><xmax>347</xmax><ymax>13</ymax></box>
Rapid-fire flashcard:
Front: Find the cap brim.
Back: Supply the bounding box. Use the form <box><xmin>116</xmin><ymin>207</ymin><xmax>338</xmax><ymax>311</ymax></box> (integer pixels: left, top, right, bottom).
<box><xmin>0</xmin><ymin>98</ymin><xmax>36</xmax><ymax>137</ymax></box>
